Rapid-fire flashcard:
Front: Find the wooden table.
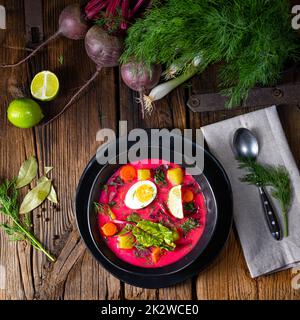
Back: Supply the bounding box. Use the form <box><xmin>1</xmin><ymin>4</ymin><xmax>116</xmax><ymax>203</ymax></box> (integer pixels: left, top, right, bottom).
<box><xmin>1</xmin><ymin>0</ymin><xmax>300</xmax><ymax>300</ymax></box>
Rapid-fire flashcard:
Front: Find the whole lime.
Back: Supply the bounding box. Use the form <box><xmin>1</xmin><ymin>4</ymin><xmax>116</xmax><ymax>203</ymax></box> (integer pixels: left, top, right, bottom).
<box><xmin>7</xmin><ymin>98</ymin><xmax>44</xmax><ymax>128</ymax></box>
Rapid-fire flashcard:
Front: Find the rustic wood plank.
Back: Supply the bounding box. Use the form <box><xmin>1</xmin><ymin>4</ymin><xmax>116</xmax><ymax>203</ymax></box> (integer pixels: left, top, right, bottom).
<box><xmin>0</xmin><ymin>0</ymin><xmax>38</xmax><ymax>300</ymax></box>
<box><xmin>1</xmin><ymin>0</ymin><xmax>300</xmax><ymax>301</ymax></box>
<box><xmin>196</xmin><ymin>232</ymin><xmax>258</xmax><ymax>300</ymax></box>
<box><xmin>60</xmin><ymin>65</ymin><xmax>121</xmax><ymax>300</ymax></box>
<box><xmin>6</xmin><ymin>0</ymin><xmax>122</xmax><ymax>300</ymax></box>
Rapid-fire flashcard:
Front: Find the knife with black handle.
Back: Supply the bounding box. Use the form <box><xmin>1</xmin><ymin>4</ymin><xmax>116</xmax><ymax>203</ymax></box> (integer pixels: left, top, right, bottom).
<box><xmin>258</xmin><ymin>186</ymin><xmax>282</xmax><ymax>241</ymax></box>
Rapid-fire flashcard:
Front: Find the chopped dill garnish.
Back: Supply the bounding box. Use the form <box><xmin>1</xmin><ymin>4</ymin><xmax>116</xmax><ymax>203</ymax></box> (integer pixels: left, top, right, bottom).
<box><xmin>180</xmin><ymin>218</ymin><xmax>200</xmax><ymax>235</ymax></box>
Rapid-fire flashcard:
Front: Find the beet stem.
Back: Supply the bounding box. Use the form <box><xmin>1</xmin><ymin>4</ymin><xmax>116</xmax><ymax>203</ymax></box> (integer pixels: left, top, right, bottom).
<box><xmin>41</xmin><ymin>69</ymin><xmax>101</xmax><ymax>126</ymax></box>
<box><xmin>131</xmin><ymin>0</ymin><xmax>146</xmax><ymax>16</ymax></box>
<box><xmin>1</xmin><ymin>31</ymin><xmax>61</xmax><ymax>68</ymax></box>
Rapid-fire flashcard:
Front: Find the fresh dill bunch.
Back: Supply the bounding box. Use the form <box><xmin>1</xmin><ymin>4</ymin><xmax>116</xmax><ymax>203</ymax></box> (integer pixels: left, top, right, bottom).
<box><xmin>121</xmin><ymin>0</ymin><xmax>299</xmax><ymax>107</ymax></box>
<box><xmin>0</xmin><ymin>179</ymin><xmax>55</xmax><ymax>261</ymax></box>
<box><xmin>238</xmin><ymin>158</ymin><xmax>292</xmax><ymax>237</ymax></box>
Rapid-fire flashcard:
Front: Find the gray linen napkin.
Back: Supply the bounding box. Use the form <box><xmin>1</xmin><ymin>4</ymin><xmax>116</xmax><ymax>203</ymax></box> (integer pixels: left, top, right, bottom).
<box><xmin>201</xmin><ymin>105</ymin><xmax>300</xmax><ymax>277</ymax></box>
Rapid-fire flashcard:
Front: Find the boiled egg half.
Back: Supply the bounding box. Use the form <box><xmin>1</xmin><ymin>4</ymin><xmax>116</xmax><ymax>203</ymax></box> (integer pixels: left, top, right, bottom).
<box><xmin>124</xmin><ymin>180</ymin><xmax>157</xmax><ymax>210</ymax></box>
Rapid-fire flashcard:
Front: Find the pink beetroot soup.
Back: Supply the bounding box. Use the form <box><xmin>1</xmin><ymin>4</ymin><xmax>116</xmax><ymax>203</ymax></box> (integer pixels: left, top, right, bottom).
<box><xmin>97</xmin><ymin>159</ymin><xmax>207</xmax><ymax>268</ymax></box>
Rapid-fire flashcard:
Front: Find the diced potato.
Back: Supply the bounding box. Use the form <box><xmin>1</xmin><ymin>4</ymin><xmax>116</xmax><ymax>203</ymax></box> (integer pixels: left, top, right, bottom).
<box><xmin>167</xmin><ymin>168</ymin><xmax>184</xmax><ymax>186</ymax></box>
<box><xmin>118</xmin><ymin>234</ymin><xmax>135</xmax><ymax>249</ymax></box>
<box><xmin>172</xmin><ymin>229</ymin><xmax>180</xmax><ymax>241</ymax></box>
<box><xmin>138</xmin><ymin>169</ymin><xmax>151</xmax><ymax>181</ymax></box>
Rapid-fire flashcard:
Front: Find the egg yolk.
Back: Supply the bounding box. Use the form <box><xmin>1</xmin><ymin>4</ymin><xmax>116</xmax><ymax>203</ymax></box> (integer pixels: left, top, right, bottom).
<box><xmin>135</xmin><ymin>185</ymin><xmax>155</xmax><ymax>203</ymax></box>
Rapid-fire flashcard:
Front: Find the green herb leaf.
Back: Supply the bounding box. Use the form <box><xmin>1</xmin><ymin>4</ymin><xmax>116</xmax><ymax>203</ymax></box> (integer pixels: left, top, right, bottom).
<box><xmin>108</xmin><ymin>201</ymin><xmax>117</xmax><ymax>207</ymax></box>
<box><xmin>183</xmin><ymin>202</ymin><xmax>196</xmax><ymax>213</ymax></box>
<box><xmin>94</xmin><ymin>202</ymin><xmax>116</xmax><ymax>219</ymax></box>
<box><xmin>0</xmin><ymin>179</ymin><xmax>55</xmax><ymax>261</ymax></box>
<box><xmin>94</xmin><ymin>202</ymin><xmax>105</xmax><ymax>214</ymax></box>
<box><xmin>58</xmin><ymin>55</ymin><xmax>64</xmax><ymax>65</ymax></box>
<box><xmin>153</xmin><ymin>166</ymin><xmax>167</xmax><ymax>185</ymax></box>
<box><xmin>37</xmin><ymin>176</ymin><xmax>58</xmax><ymax>204</ymax></box>
<box><xmin>238</xmin><ymin>158</ymin><xmax>292</xmax><ymax>237</ymax></box>
<box><xmin>16</xmin><ymin>156</ymin><xmax>38</xmax><ymax>189</ymax></box>
<box><xmin>180</xmin><ymin>218</ymin><xmax>200</xmax><ymax>235</ymax></box>
<box><xmin>121</xmin><ymin>0</ymin><xmax>299</xmax><ymax>107</ymax></box>
<box><xmin>100</xmin><ymin>184</ymin><xmax>108</xmax><ymax>192</ymax></box>
<box><xmin>117</xmin><ymin>223</ymin><xmax>134</xmax><ymax>236</ymax></box>
<box><xmin>108</xmin><ymin>176</ymin><xmax>124</xmax><ymax>186</ymax></box>
<box><xmin>44</xmin><ymin>166</ymin><xmax>53</xmax><ymax>175</ymax></box>
<box><xmin>126</xmin><ymin>213</ymin><xmax>141</xmax><ymax>223</ymax></box>
<box><xmin>19</xmin><ymin>180</ymin><xmax>51</xmax><ymax>214</ymax></box>
<box><xmin>132</xmin><ymin>220</ymin><xmax>176</xmax><ymax>250</ymax></box>
<box><xmin>134</xmin><ymin>243</ymin><xmax>150</xmax><ymax>258</ymax></box>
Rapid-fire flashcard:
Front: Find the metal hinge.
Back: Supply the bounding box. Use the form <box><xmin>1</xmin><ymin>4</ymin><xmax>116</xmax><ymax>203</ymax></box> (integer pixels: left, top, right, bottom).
<box><xmin>187</xmin><ymin>83</ymin><xmax>300</xmax><ymax>113</ymax></box>
<box><xmin>24</xmin><ymin>0</ymin><xmax>44</xmax><ymax>48</ymax></box>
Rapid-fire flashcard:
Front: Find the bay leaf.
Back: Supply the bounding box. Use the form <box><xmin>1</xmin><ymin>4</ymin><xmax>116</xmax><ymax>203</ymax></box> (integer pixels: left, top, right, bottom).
<box><xmin>44</xmin><ymin>166</ymin><xmax>53</xmax><ymax>175</ymax></box>
<box><xmin>16</xmin><ymin>156</ymin><xmax>38</xmax><ymax>189</ymax></box>
<box><xmin>19</xmin><ymin>180</ymin><xmax>51</xmax><ymax>214</ymax></box>
<box><xmin>37</xmin><ymin>176</ymin><xmax>58</xmax><ymax>204</ymax></box>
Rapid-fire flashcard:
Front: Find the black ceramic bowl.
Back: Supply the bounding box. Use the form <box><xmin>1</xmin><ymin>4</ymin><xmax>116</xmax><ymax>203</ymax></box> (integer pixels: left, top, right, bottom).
<box><xmin>76</xmin><ymin>133</ymin><xmax>233</xmax><ymax>287</ymax></box>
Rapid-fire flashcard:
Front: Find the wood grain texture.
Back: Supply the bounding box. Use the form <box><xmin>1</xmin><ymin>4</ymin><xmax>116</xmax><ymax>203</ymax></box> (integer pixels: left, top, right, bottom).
<box><xmin>0</xmin><ymin>0</ymin><xmax>300</xmax><ymax>300</ymax></box>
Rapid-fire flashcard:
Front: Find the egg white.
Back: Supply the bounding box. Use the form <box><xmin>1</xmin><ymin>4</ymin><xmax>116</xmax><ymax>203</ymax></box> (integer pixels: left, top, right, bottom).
<box><xmin>124</xmin><ymin>180</ymin><xmax>157</xmax><ymax>210</ymax></box>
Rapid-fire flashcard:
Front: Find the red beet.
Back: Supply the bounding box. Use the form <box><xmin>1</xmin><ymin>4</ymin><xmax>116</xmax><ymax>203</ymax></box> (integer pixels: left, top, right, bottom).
<box><xmin>121</xmin><ymin>61</ymin><xmax>161</xmax><ymax>118</ymax></box>
<box><xmin>1</xmin><ymin>3</ymin><xmax>88</xmax><ymax>68</ymax></box>
<box><xmin>42</xmin><ymin>25</ymin><xmax>123</xmax><ymax>126</ymax></box>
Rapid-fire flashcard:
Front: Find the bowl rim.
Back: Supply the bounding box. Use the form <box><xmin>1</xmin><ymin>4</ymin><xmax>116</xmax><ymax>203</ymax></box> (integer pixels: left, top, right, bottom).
<box><xmin>85</xmin><ymin>134</ymin><xmax>222</xmax><ymax>276</ymax></box>
<box><xmin>87</xmin><ymin>157</ymin><xmax>218</xmax><ymax>276</ymax></box>
<box><xmin>75</xmin><ymin>146</ymin><xmax>233</xmax><ymax>288</ymax></box>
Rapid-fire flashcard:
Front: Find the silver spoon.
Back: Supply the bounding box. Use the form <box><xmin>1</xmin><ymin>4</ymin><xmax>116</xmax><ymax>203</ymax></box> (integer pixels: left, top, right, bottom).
<box><xmin>232</xmin><ymin>128</ymin><xmax>282</xmax><ymax>241</ymax></box>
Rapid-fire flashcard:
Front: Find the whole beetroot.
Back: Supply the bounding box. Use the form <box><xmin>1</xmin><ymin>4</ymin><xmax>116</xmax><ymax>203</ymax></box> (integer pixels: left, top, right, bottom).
<box><xmin>43</xmin><ymin>25</ymin><xmax>123</xmax><ymax>126</ymax></box>
<box><xmin>1</xmin><ymin>3</ymin><xmax>89</xmax><ymax>68</ymax></box>
<box><xmin>121</xmin><ymin>61</ymin><xmax>162</xmax><ymax>117</ymax></box>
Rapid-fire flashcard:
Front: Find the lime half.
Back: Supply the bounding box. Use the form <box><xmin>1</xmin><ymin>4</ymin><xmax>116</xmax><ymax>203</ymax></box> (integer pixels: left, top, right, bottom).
<box><xmin>30</xmin><ymin>71</ymin><xmax>59</xmax><ymax>101</ymax></box>
<box><xmin>7</xmin><ymin>98</ymin><xmax>44</xmax><ymax>128</ymax></box>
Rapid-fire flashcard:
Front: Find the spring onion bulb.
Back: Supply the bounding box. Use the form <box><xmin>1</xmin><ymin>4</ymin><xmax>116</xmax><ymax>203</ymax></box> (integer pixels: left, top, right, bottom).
<box><xmin>144</xmin><ymin>65</ymin><xmax>198</xmax><ymax>114</ymax></box>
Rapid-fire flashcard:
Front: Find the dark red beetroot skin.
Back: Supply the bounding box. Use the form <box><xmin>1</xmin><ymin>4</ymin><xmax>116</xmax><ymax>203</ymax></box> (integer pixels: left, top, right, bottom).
<box><xmin>1</xmin><ymin>3</ymin><xmax>89</xmax><ymax>68</ymax></box>
<box><xmin>121</xmin><ymin>62</ymin><xmax>162</xmax><ymax>91</ymax></box>
<box><xmin>120</xmin><ymin>61</ymin><xmax>162</xmax><ymax>118</ymax></box>
<box><xmin>59</xmin><ymin>3</ymin><xmax>89</xmax><ymax>40</ymax></box>
<box><xmin>42</xmin><ymin>25</ymin><xmax>124</xmax><ymax>126</ymax></box>
<box><xmin>85</xmin><ymin>25</ymin><xmax>124</xmax><ymax>69</ymax></box>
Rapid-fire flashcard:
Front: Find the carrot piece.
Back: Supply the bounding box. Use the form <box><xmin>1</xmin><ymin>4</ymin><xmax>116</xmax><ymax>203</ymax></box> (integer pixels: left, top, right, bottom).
<box><xmin>101</xmin><ymin>222</ymin><xmax>118</xmax><ymax>236</ymax></box>
<box><xmin>182</xmin><ymin>189</ymin><xmax>194</xmax><ymax>202</ymax></box>
<box><xmin>152</xmin><ymin>247</ymin><xmax>162</xmax><ymax>264</ymax></box>
<box><xmin>119</xmin><ymin>165</ymin><xmax>137</xmax><ymax>182</ymax></box>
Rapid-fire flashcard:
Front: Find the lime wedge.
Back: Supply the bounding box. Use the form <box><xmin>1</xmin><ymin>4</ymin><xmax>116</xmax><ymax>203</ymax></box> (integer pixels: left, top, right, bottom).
<box><xmin>167</xmin><ymin>185</ymin><xmax>184</xmax><ymax>219</ymax></box>
<box><xmin>30</xmin><ymin>71</ymin><xmax>59</xmax><ymax>101</ymax></box>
